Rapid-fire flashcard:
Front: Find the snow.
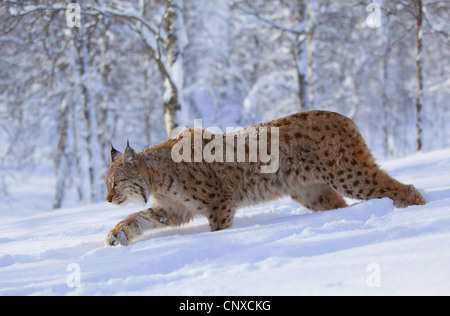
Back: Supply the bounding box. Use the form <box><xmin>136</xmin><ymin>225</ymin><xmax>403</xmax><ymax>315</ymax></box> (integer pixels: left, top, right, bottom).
<box><xmin>1</xmin><ymin>149</ymin><xmax>450</xmax><ymax>296</ymax></box>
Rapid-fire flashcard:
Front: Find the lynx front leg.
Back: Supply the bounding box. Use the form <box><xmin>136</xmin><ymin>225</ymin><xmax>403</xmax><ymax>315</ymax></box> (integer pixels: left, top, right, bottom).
<box><xmin>206</xmin><ymin>197</ymin><xmax>237</xmax><ymax>232</ymax></box>
<box><xmin>105</xmin><ymin>207</ymin><xmax>171</xmax><ymax>246</ymax></box>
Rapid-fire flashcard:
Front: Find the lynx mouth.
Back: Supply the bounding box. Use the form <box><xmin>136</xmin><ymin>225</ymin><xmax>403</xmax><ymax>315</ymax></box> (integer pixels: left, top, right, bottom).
<box><xmin>115</xmin><ymin>198</ymin><xmax>127</xmax><ymax>206</ymax></box>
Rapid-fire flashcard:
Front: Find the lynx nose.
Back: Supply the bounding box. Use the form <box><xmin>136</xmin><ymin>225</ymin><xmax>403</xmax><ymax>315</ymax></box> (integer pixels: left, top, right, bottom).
<box><xmin>106</xmin><ymin>194</ymin><xmax>113</xmax><ymax>203</ymax></box>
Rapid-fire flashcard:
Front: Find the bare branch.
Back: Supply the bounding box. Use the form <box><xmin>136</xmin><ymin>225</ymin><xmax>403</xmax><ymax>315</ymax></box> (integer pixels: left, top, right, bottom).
<box><xmin>84</xmin><ymin>5</ymin><xmax>159</xmax><ymax>36</ymax></box>
<box><xmin>232</xmin><ymin>0</ymin><xmax>305</xmax><ymax>35</ymax></box>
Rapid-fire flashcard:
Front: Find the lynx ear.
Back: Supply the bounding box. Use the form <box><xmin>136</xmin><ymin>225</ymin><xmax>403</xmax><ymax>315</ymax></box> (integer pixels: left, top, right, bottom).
<box><xmin>110</xmin><ymin>143</ymin><xmax>123</xmax><ymax>163</ymax></box>
<box><xmin>124</xmin><ymin>140</ymin><xmax>137</xmax><ymax>166</ymax></box>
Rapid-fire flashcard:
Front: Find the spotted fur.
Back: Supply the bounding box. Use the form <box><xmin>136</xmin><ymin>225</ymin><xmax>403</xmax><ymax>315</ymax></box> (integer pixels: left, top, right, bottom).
<box><xmin>104</xmin><ymin>111</ymin><xmax>426</xmax><ymax>246</ymax></box>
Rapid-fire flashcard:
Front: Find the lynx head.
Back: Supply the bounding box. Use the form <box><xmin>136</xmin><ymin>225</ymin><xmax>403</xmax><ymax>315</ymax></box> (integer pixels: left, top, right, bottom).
<box><xmin>105</xmin><ymin>142</ymin><xmax>149</xmax><ymax>206</ymax></box>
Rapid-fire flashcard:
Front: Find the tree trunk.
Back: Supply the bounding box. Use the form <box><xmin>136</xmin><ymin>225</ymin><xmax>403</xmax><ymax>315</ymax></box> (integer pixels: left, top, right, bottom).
<box><xmin>95</xmin><ymin>14</ymin><xmax>114</xmax><ymax>200</ymax></box>
<box><xmin>143</xmin><ymin>62</ymin><xmax>152</xmax><ymax>145</ymax></box>
<box><xmin>161</xmin><ymin>0</ymin><xmax>187</xmax><ymax>138</ymax></box>
<box><xmin>73</xmin><ymin>25</ymin><xmax>97</xmax><ymax>203</ymax></box>
<box><xmin>53</xmin><ymin>99</ymin><xmax>70</xmax><ymax>209</ymax></box>
<box><xmin>293</xmin><ymin>0</ymin><xmax>314</xmax><ymax>111</ymax></box>
<box><xmin>381</xmin><ymin>14</ymin><xmax>395</xmax><ymax>158</ymax></box>
<box><xmin>305</xmin><ymin>0</ymin><xmax>315</xmax><ymax>110</ymax></box>
<box><xmin>382</xmin><ymin>53</ymin><xmax>394</xmax><ymax>158</ymax></box>
<box><xmin>415</xmin><ymin>0</ymin><xmax>425</xmax><ymax>152</ymax></box>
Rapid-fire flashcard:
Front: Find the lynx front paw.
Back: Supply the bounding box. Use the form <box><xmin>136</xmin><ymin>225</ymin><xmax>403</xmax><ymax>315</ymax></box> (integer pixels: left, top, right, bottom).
<box><xmin>105</xmin><ymin>227</ymin><xmax>129</xmax><ymax>247</ymax></box>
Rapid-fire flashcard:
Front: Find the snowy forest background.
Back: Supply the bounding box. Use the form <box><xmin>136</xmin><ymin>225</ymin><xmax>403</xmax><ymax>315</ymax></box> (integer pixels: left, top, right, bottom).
<box><xmin>0</xmin><ymin>0</ymin><xmax>449</xmax><ymax>210</ymax></box>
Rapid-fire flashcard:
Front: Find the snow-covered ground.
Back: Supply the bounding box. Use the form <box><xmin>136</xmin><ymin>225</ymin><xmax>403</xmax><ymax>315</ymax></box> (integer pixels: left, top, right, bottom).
<box><xmin>1</xmin><ymin>149</ymin><xmax>449</xmax><ymax>296</ymax></box>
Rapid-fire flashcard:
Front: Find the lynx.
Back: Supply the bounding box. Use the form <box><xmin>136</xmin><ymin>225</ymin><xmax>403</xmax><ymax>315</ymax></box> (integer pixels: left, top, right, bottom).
<box><xmin>105</xmin><ymin>111</ymin><xmax>426</xmax><ymax>246</ymax></box>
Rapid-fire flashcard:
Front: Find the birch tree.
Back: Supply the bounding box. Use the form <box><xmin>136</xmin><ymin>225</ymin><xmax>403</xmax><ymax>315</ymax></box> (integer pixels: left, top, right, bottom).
<box><xmin>385</xmin><ymin>0</ymin><xmax>450</xmax><ymax>152</ymax></box>
<box><xmin>161</xmin><ymin>0</ymin><xmax>188</xmax><ymax>137</ymax></box>
<box><xmin>234</xmin><ymin>0</ymin><xmax>315</xmax><ymax>111</ymax></box>
<box><xmin>414</xmin><ymin>0</ymin><xmax>425</xmax><ymax>152</ymax></box>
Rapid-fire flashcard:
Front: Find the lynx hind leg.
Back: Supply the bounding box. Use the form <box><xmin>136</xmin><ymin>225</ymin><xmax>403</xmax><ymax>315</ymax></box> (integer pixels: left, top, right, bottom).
<box><xmin>322</xmin><ymin>115</ymin><xmax>426</xmax><ymax>208</ymax></box>
<box><xmin>334</xmin><ymin>164</ymin><xmax>426</xmax><ymax>208</ymax></box>
<box><xmin>290</xmin><ymin>183</ymin><xmax>348</xmax><ymax>212</ymax></box>
<box><xmin>392</xmin><ymin>183</ymin><xmax>427</xmax><ymax>208</ymax></box>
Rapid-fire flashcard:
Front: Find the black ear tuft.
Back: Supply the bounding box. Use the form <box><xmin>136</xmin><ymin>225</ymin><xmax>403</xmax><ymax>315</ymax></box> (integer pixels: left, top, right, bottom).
<box><xmin>110</xmin><ymin>143</ymin><xmax>123</xmax><ymax>163</ymax></box>
<box><xmin>124</xmin><ymin>141</ymin><xmax>137</xmax><ymax>166</ymax></box>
